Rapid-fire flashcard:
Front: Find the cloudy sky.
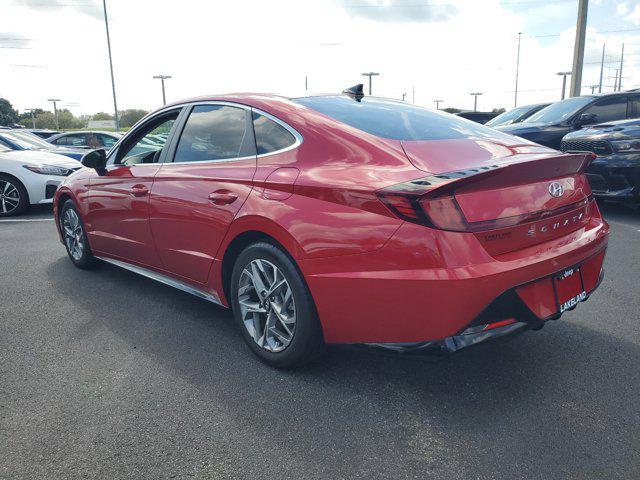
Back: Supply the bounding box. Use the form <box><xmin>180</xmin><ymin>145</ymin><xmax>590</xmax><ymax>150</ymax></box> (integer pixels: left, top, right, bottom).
<box><xmin>0</xmin><ymin>0</ymin><xmax>638</xmax><ymax>116</ymax></box>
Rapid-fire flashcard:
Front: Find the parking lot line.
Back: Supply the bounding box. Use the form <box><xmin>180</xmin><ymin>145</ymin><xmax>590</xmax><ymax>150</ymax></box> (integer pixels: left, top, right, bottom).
<box><xmin>0</xmin><ymin>218</ymin><xmax>54</xmax><ymax>223</ymax></box>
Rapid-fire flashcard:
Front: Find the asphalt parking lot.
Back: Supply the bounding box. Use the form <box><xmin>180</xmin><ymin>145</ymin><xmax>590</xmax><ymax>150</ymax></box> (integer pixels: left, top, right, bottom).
<box><xmin>1</xmin><ymin>203</ymin><xmax>639</xmax><ymax>479</ymax></box>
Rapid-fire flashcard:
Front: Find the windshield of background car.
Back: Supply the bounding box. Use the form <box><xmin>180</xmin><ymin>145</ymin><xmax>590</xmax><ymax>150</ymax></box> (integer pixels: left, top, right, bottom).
<box><xmin>6</xmin><ymin>131</ymin><xmax>53</xmax><ymax>149</ymax></box>
<box><xmin>293</xmin><ymin>96</ymin><xmax>514</xmax><ymax>141</ymax></box>
<box><xmin>524</xmin><ymin>96</ymin><xmax>594</xmax><ymax>124</ymax></box>
<box><xmin>0</xmin><ymin>132</ymin><xmax>41</xmax><ymax>150</ymax></box>
<box><xmin>485</xmin><ymin>106</ymin><xmax>530</xmax><ymax>127</ymax></box>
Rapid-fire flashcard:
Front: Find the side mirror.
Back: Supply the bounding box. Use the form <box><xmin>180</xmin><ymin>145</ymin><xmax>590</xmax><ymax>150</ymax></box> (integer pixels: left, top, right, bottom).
<box><xmin>81</xmin><ymin>148</ymin><xmax>107</xmax><ymax>173</ymax></box>
<box><xmin>576</xmin><ymin>113</ymin><xmax>597</xmax><ymax>127</ymax></box>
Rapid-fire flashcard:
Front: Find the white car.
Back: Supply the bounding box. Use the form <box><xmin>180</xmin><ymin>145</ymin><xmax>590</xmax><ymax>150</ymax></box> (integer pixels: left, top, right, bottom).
<box><xmin>0</xmin><ymin>145</ymin><xmax>81</xmax><ymax>217</ymax></box>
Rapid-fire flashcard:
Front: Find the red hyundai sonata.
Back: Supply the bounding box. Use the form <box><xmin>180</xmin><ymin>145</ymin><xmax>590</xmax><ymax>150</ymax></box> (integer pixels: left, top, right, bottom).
<box><xmin>53</xmin><ymin>86</ymin><xmax>609</xmax><ymax>368</ymax></box>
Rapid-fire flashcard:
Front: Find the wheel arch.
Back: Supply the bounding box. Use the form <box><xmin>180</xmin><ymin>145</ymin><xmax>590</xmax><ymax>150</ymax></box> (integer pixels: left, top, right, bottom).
<box><xmin>215</xmin><ymin>215</ymin><xmax>306</xmax><ymax>308</ymax></box>
<box><xmin>0</xmin><ymin>171</ymin><xmax>30</xmax><ymax>205</ymax></box>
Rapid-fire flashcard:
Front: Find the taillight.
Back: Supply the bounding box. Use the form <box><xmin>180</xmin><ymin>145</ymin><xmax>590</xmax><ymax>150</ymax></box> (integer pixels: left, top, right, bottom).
<box><xmin>377</xmin><ymin>171</ymin><xmax>593</xmax><ymax>233</ymax></box>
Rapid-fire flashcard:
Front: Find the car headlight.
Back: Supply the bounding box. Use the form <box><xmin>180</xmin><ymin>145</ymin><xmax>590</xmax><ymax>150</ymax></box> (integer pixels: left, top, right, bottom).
<box><xmin>611</xmin><ymin>140</ymin><xmax>640</xmax><ymax>153</ymax></box>
<box><xmin>23</xmin><ymin>164</ymin><xmax>72</xmax><ymax>176</ymax></box>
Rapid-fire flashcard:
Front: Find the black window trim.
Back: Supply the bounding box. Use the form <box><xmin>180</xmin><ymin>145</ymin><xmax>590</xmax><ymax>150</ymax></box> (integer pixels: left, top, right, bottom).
<box><xmin>250</xmin><ymin>107</ymin><xmax>303</xmax><ymax>158</ymax></box>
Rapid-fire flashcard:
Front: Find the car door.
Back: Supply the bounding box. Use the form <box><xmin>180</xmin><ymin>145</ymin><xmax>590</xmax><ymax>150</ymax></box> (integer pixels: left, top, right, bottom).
<box><xmin>83</xmin><ymin>108</ymin><xmax>183</xmax><ymax>268</ymax></box>
<box><xmin>149</xmin><ymin>103</ymin><xmax>257</xmax><ymax>284</ymax></box>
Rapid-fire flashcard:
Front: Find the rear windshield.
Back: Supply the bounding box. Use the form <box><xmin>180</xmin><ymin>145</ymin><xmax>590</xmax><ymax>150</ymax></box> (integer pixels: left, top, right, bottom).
<box><xmin>293</xmin><ymin>96</ymin><xmax>510</xmax><ymax>141</ymax></box>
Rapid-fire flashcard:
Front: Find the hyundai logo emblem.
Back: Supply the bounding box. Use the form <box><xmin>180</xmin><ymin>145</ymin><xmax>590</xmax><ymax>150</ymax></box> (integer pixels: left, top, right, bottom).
<box><xmin>548</xmin><ymin>182</ymin><xmax>564</xmax><ymax>198</ymax></box>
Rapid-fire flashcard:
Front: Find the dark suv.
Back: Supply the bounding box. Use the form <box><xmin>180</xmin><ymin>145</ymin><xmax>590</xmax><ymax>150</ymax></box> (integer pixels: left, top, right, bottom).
<box><xmin>561</xmin><ymin>118</ymin><xmax>640</xmax><ymax>205</ymax></box>
<box><xmin>495</xmin><ymin>91</ymin><xmax>640</xmax><ymax>150</ymax></box>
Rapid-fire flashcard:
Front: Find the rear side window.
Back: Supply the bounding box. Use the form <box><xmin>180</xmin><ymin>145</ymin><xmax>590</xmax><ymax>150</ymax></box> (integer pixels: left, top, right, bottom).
<box><xmin>252</xmin><ymin>112</ymin><xmax>296</xmax><ymax>155</ymax></box>
<box><xmin>583</xmin><ymin>96</ymin><xmax>628</xmax><ymax>123</ymax></box>
<box><xmin>54</xmin><ymin>134</ymin><xmax>86</xmax><ymax>146</ymax></box>
<box><xmin>174</xmin><ymin>105</ymin><xmax>248</xmax><ymax>163</ymax></box>
<box><xmin>293</xmin><ymin>96</ymin><xmax>512</xmax><ymax>141</ymax></box>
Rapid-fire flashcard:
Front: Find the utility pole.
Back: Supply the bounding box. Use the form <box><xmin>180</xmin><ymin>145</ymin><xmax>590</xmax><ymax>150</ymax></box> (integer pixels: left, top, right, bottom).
<box><xmin>514</xmin><ymin>32</ymin><xmax>522</xmax><ymax>108</ymax></box>
<box><xmin>598</xmin><ymin>44</ymin><xmax>605</xmax><ymax>93</ymax></box>
<box><xmin>433</xmin><ymin>99</ymin><xmax>443</xmax><ymax>110</ymax></box>
<box><xmin>153</xmin><ymin>75</ymin><xmax>171</xmax><ymax>105</ymax></box>
<box><xmin>102</xmin><ymin>0</ymin><xmax>119</xmax><ymax>132</ymax></box>
<box><xmin>361</xmin><ymin>72</ymin><xmax>380</xmax><ymax>95</ymax></box>
<box><xmin>412</xmin><ymin>85</ymin><xmax>415</xmax><ymax>103</ymax></box>
<box><xmin>614</xmin><ymin>69</ymin><xmax>620</xmax><ymax>92</ymax></box>
<box><xmin>26</xmin><ymin>108</ymin><xmax>37</xmax><ymax>128</ymax></box>
<box><xmin>557</xmin><ymin>72</ymin><xmax>572</xmax><ymax>100</ymax></box>
<box><xmin>47</xmin><ymin>99</ymin><xmax>61</xmax><ymax>130</ymax></box>
<box><xmin>305</xmin><ymin>75</ymin><xmax>308</xmax><ymax>93</ymax></box>
<box><xmin>470</xmin><ymin>92</ymin><xmax>483</xmax><ymax>112</ymax></box>
<box><xmin>618</xmin><ymin>43</ymin><xmax>625</xmax><ymax>92</ymax></box>
<box><xmin>569</xmin><ymin>0</ymin><xmax>588</xmax><ymax>97</ymax></box>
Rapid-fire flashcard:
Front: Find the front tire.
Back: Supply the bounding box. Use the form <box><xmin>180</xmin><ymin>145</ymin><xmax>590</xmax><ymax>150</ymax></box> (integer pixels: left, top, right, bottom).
<box><xmin>230</xmin><ymin>242</ymin><xmax>324</xmax><ymax>369</ymax></box>
<box><xmin>60</xmin><ymin>199</ymin><xmax>97</xmax><ymax>269</ymax></box>
<box><xmin>0</xmin><ymin>174</ymin><xmax>28</xmax><ymax>217</ymax></box>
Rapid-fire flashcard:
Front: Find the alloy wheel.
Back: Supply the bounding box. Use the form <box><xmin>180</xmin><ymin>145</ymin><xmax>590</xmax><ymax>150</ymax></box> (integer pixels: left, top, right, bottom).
<box><xmin>0</xmin><ymin>180</ymin><xmax>21</xmax><ymax>215</ymax></box>
<box><xmin>238</xmin><ymin>259</ymin><xmax>296</xmax><ymax>352</ymax></box>
<box><xmin>62</xmin><ymin>208</ymin><xmax>84</xmax><ymax>261</ymax></box>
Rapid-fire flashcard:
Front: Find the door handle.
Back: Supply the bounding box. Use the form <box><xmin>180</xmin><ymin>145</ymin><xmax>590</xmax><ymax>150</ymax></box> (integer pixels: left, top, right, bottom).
<box><xmin>208</xmin><ymin>189</ymin><xmax>238</xmax><ymax>205</ymax></box>
<box><xmin>129</xmin><ymin>184</ymin><xmax>149</xmax><ymax>197</ymax></box>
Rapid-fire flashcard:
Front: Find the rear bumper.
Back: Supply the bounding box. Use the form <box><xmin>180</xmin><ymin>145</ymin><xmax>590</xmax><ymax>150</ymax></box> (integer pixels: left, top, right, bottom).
<box><xmin>301</xmin><ymin>217</ymin><xmax>609</xmax><ymax>344</ymax></box>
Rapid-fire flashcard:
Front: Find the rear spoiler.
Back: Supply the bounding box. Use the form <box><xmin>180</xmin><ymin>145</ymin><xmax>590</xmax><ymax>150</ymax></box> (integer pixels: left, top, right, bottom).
<box><xmin>379</xmin><ymin>152</ymin><xmax>595</xmax><ymax>197</ymax></box>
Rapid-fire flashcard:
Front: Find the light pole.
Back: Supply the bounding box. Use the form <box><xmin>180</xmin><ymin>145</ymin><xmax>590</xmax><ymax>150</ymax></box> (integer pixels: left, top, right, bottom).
<box><xmin>361</xmin><ymin>72</ymin><xmax>380</xmax><ymax>95</ymax></box>
<box><xmin>557</xmin><ymin>71</ymin><xmax>572</xmax><ymax>100</ymax></box>
<box><xmin>153</xmin><ymin>75</ymin><xmax>172</xmax><ymax>105</ymax></box>
<box><xmin>433</xmin><ymin>99</ymin><xmax>443</xmax><ymax>110</ymax></box>
<box><xmin>26</xmin><ymin>108</ymin><xmax>37</xmax><ymax>128</ymax></box>
<box><xmin>569</xmin><ymin>0</ymin><xmax>588</xmax><ymax>97</ymax></box>
<box><xmin>47</xmin><ymin>99</ymin><xmax>60</xmax><ymax>130</ymax></box>
<box><xmin>470</xmin><ymin>92</ymin><xmax>483</xmax><ymax>112</ymax></box>
<box><xmin>514</xmin><ymin>32</ymin><xmax>522</xmax><ymax>108</ymax></box>
<box><xmin>102</xmin><ymin>0</ymin><xmax>119</xmax><ymax>132</ymax></box>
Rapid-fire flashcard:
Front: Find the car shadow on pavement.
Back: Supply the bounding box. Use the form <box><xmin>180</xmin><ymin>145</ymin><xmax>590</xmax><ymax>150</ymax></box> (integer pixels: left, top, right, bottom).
<box><xmin>45</xmin><ymin>255</ymin><xmax>640</xmax><ymax>478</ymax></box>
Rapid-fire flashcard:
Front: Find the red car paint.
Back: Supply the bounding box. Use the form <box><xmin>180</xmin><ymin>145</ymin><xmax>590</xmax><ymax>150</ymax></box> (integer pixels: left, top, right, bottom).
<box><xmin>54</xmin><ymin>93</ymin><xmax>609</xmax><ymax>347</ymax></box>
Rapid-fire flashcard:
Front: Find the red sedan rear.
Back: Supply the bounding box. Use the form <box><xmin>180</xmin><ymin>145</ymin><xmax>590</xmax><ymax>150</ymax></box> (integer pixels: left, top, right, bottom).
<box><xmin>53</xmin><ymin>89</ymin><xmax>609</xmax><ymax>368</ymax></box>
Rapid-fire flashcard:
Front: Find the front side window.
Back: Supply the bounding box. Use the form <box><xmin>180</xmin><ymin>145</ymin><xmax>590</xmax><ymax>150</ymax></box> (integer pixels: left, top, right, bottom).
<box><xmin>116</xmin><ymin>113</ymin><xmax>177</xmax><ymax>166</ymax></box>
<box><xmin>582</xmin><ymin>96</ymin><xmax>628</xmax><ymax>124</ymax></box>
<box><xmin>252</xmin><ymin>112</ymin><xmax>296</xmax><ymax>155</ymax></box>
<box><xmin>174</xmin><ymin>105</ymin><xmax>248</xmax><ymax>163</ymax></box>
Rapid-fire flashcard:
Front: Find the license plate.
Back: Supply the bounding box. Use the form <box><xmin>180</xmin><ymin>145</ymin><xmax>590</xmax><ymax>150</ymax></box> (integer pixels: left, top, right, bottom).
<box><xmin>554</xmin><ymin>267</ymin><xmax>587</xmax><ymax>313</ymax></box>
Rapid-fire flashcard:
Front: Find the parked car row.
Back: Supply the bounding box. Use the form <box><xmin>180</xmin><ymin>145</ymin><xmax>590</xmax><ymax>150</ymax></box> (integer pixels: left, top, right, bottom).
<box><xmin>487</xmin><ymin>90</ymin><xmax>640</xmax><ymax>206</ymax></box>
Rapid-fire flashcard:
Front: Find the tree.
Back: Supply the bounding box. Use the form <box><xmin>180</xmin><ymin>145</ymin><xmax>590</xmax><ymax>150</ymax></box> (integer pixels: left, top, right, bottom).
<box><xmin>492</xmin><ymin>107</ymin><xmax>506</xmax><ymax>114</ymax></box>
<box><xmin>92</xmin><ymin>112</ymin><xmax>114</xmax><ymax>120</ymax></box>
<box><xmin>57</xmin><ymin>109</ymin><xmax>84</xmax><ymax>129</ymax></box>
<box><xmin>119</xmin><ymin>109</ymin><xmax>148</xmax><ymax>128</ymax></box>
<box><xmin>17</xmin><ymin>108</ymin><xmax>45</xmax><ymax>128</ymax></box>
<box><xmin>442</xmin><ymin>107</ymin><xmax>461</xmax><ymax>114</ymax></box>
<box><xmin>0</xmin><ymin>98</ymin><xmax>18</xmax><ymax>126</ymax></box>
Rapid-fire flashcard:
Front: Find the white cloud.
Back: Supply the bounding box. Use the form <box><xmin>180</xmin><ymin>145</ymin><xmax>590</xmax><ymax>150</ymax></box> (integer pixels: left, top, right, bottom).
<box><xmin>0</xmin><ymin>0</ymin><xmax>637</xmax><ymax>117</ymax></box>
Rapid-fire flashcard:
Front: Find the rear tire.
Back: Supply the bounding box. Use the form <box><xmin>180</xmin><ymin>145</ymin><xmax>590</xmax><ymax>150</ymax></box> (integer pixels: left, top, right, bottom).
<box><xmin>230</xmin><ymin>242</ymin><xmax>324</xmax><ymax>369</ymax></box>
<box><xmin>0</xmin><ymin>174</ymin><xmax>28</xmax><ymax>217</ymax></box>
<box><xmin>60</xmin><ymin>199</ymin><xmax>97</xmax><ymax>269</ymax></box>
